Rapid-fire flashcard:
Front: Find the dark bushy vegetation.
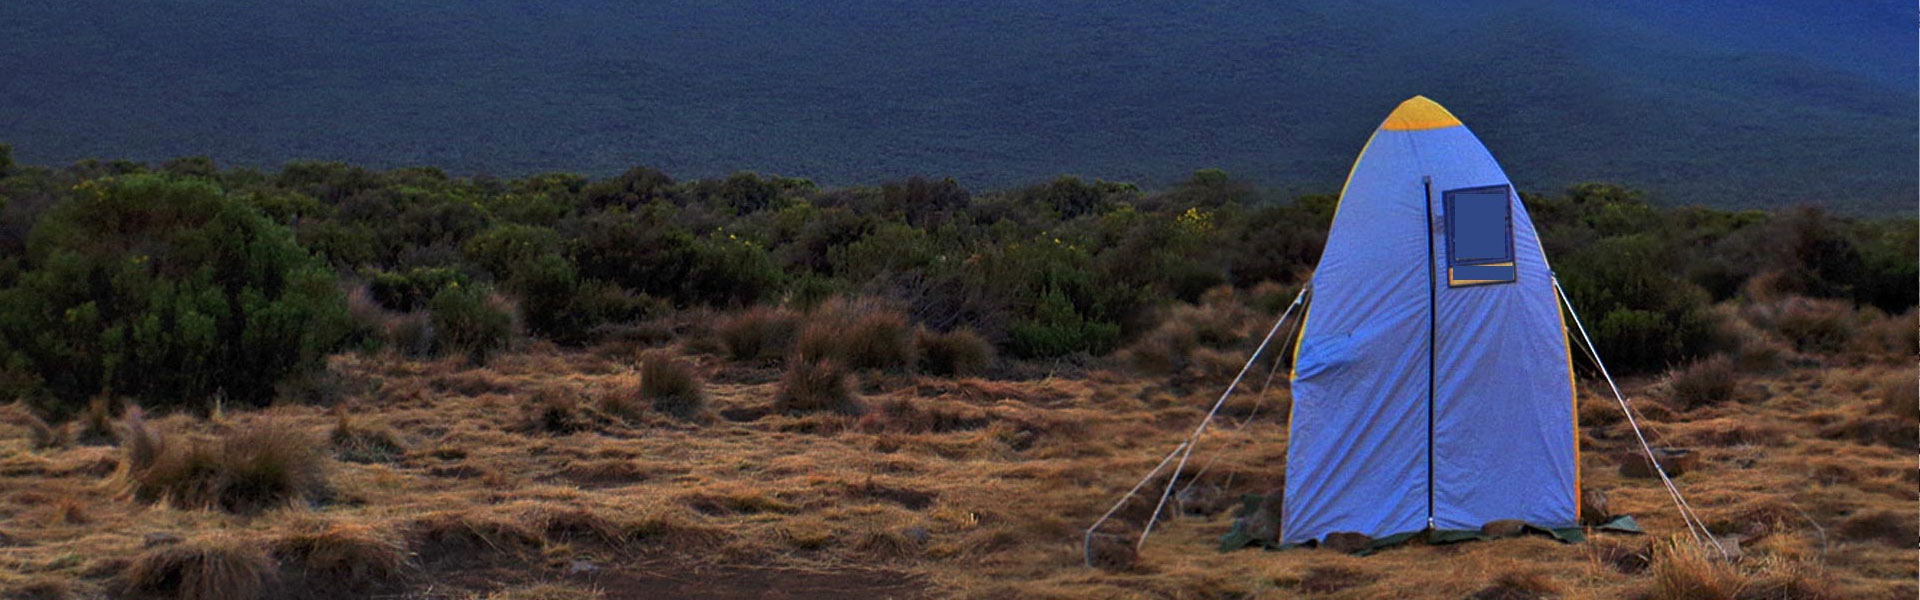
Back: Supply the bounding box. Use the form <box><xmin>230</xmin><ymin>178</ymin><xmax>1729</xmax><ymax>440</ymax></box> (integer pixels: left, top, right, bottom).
<box><xmin>0</xmin><ymin>154</ymin><xmax>1910</xmax><ymax>415</ymax></box>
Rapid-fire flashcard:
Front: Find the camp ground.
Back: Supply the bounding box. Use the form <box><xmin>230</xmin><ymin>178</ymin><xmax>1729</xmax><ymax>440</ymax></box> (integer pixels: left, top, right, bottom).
<box><xmin>1091</xmin><ymin>97</ymin><xmax>1720</xmax><ymax>559</ymax></box>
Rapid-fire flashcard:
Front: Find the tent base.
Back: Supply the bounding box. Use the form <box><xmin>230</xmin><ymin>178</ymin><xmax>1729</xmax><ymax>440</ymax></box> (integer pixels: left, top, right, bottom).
<box><xmin>1217</xmin><ymin>496</ymin><xmax>1645</xmax><ymax>554</ymax></box>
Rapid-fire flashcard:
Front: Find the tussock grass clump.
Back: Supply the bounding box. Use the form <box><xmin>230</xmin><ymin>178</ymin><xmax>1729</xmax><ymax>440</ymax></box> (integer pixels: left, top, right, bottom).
<box><xmin>125</xmin><ymin>416</ymin><xmax>329</xmax><ymax>513</ymax></box>
<box><xmin>915</xmin><ymin>328</ymin><xmax>994</xmax><ymax>377</ymax></box>
<box><xmin>8</xmin><ymin>576</ymin><xmax>74</xmax><ymax>600</ymax></box>
<box><xmin>1770</xmin><ymin>297</ymin><xmax>1857</xmax><ymax>354</ymax></box>
<box><xmin>1836</xmin><ymin>510</ymin><xmax>1915</xmax><ymax>547</ymax></box>
<box><xmin>522</xmin><ymin>386</ymin><xmax>589</xmax><ymax>434</ymax></box>
<box><xmin>484</xmin><ymin>583</ymin><xmax>605</xmax><ymax>600</ymax></box>
<box><xmin>793</xmin><ymin>297</ymin><xmax>917</xmax><ymax>371</ymax></box>
<box><xmin>1648</xmin><ymin>537</ymin><xmax>1743</xmax><ymax>600</ymax></box>
<box><xmin>776</xmin><ymin>359</ymin><xmax>862</xmax><ymax>415</ymax></box>
<box><xmin>1851</xmin><ymin>308</ymin><xmax>1917</xmax><ymax>357</ymax></box>
<box><xmin>1670</xmin><ymin>355</ymin><xmax>1738</xmax><ymax>410</ymax></box>
<box><xmin>272</xmin><ymin>517</ymin><xmax>411</xmax><ymax>592</ymax></box>
<box><xmin>408</xmin><ymin>510</ymin><xmax>543</xmax><ymax>566</ymax></box>
<box><xmin>637</xmin><ymin>349</ymin><xmax>704</xmax><ymax>419</ymax></box>
<box><xmin>329</xmin><ymin>412</ymin><xmax>407</xmax><ymax>463</ymax></box>
<box><xmin>1876</xmin><ymin>373</ymin><xmax>1918</xmax><ymax>421</ymax></box>
<box><xmin>3</xmin><ymin>401</ymin><xmax>67</xmax><ymax>450</ymax></box>
<box><xmin>120</xmin><ymin>532</ymin><xmax>275</xmax><ymax>600</ymax></box>
<box><xmin>717</xmin><ymin>306</ymin><xmax>801</xmax><ymax>362</ymax></box>
<box><xmin>1470</xmin><ymin>571</ymin><xmax>1560</xmax><ymax>600</ymax></box>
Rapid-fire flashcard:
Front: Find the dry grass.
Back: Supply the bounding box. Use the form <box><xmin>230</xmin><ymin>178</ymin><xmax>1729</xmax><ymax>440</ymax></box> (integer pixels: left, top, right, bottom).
<box><xmin>271</xmin><ymin>517</ymin><xmax>412</xmax><ymax>593</ymax></box>
<box><xmin>775</xmin><ymin>359</ymin><xmax>862</xmax><ymax>415</ymax></box>
<box><xmin>716</xmin><ymin>306</ymin><xmax>802</xmax><ymax>363</ymax></box>
<box><xmin>329</xmin><ymin>411</ymin><xmax>407</xmax><ymax>463</ymax></box>
<box><xmin>1</xmin><ymin>333</ymin><xmax>1910</xmax><ymax>599</ymax></box>
<box><xmin>1649</xmin><ymin>537</ymin><xmax>1744</xmax><ymax>600</ymax></box>
<box><xmin>1670</xmin><ymin>355</ymin><xmax>1738</xmax><ymax>410</ymax></box>
<box><xmin>124</xmin><ymin>415</ymin><xmax>329</xmax><ymax>513</ymax></box>
<box><xmin>120</xmin><ymin>532</ymin><xmax>275</xmax><ymax>600</ymax></box>
<box><xmin>915</xmin><ymin>328</ymin><xmax>995</xmax><ymax>377</ymax></box>
<box><xmin>637</xmin><ymin>348</ymin><xmax>704</xmax><ymax>419</ymax></box>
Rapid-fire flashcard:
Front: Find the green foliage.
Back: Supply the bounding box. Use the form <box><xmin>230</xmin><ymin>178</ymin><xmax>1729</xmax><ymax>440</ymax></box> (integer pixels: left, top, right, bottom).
<box><xmin>1007</xmin><ymin>284</ymin><xmax>1121</xmax><ymax>358</ymax></box>
<box><xmin>1557</xmin><ymin>234</ymin><xmax>1716</xmax><ymax>372</ymax></box>
<box><xmin>0</xmin><ymin>175</ymin><xmax>350</xmax><ymax>411</ymax></box>
<box><xmin>363</xmin><ymin>266</ymin><xmax>468</xmax><ymax>312</ymax></box>
<box><xmin>426</xmin><ymin>282</ymin><xmax>516</xmax><ymax>362</ymax></box>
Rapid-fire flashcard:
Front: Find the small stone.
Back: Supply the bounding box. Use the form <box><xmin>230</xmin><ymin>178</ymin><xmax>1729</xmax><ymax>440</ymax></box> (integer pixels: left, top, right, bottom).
<box><xmin>567</xmin><ymin>559</ymin><xmax>598</xmax><ymax>575</ymax></box>
<box><xmin>142</xmin><ymin>533</ymin><xmax>181</xmax><ymax>548</ymax></box>
<box><xmin>1481</xmin><ymin>519</ymin><xmax>1528</xmax><ymax>538</ymax></box>
<box><xmin>1321</xmin><ymin>531</ymin><xmax>1372</xmax><ymax>553</ymax></box>
<box><xmin>1086</xmin><ymin>533</ymin><xmax>1137</xmax><ymax>571</ymax></box>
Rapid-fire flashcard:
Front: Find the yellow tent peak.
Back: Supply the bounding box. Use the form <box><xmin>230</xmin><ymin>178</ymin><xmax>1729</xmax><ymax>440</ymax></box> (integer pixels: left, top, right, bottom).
<box><xmin>1380</xmin><ymin>95</ymin><xmax>1462</xmax><ymax>131</ymax></box>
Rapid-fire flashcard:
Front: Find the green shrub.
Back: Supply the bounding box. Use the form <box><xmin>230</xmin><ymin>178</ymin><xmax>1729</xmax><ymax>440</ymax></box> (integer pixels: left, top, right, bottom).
<box><xmin>463</xmin><ymin>223</ymin><xmax>561</xmax><ymax>279</ymax></box>
<box><xmin>364</xmin><ymin>266</ymin><xmax>467</xmax><ymax>312</ymax></box>
<box><xmin>915</xmin><ymin>328</ymin><xmax>995</xmax><ymax>377</ymax></box>
<box><xmin>1007</xmin><ymin>285</ymin><xmax>1121</xmax><ymax>358</ymax></box>
<box><xmin>0</xmin><ymin>175</ymin><xmax>351</xmax><ymax>412</ymax></box>
<box><xmin>638</xmin><ymin>349</ymin><xmax>704</xmax><ymax>419</ymax></box>
<box><xmin>427</xmin><ymin>283</ymin><xmax>517</xmax><ymax>362</ymax></box>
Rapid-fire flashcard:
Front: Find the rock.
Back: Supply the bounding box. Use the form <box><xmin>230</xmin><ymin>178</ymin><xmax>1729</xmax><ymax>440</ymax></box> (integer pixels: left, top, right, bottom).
<box><xmin>567</xmin><ymin>559</ymin><xmax>599</xmax><ymax>575</ymax></box>
<box><xmin>142</xmin><ymin>533</ymin><xmax>181</xmax><ymax>548</ymax></box>
<box><xmin>1085</xmin><ymin>533</ymin><xmax>1137</xmax><ymax>571</ymax></box>
<box><xmin>1321</xmin><ymin>532</ymin><xmax>1372</xmax><ymax>553</ymax></box>
<box><xmin>1618</xmin><ymin>447</ymin><xmax>1696</xmax><ymax>479</ymax></box>
<box><xmin>1481</xmin><ymin>519</ymin><xmax>1528</xmax><ymax>538</ymax></box>
<box><xmin>1579</xmin><ymin>488</ymin><xmax>1612</xmax><ymax>525</ymax></box>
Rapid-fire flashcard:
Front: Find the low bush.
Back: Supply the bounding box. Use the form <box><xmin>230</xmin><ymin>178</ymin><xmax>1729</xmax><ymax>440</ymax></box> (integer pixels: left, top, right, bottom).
<box><xmin>775</xmin><ymin>359</ymin><xmax>861</xmax><ymax>415</ymax></box>
<box><xmin>638</xmin><ymin>349</ymin><xmax>704</xmax><ymax>419</ymax></box>
<box><xmin>915</xmin><ymin>328</ymin><xmax>995</xmax><ymax>377</ymax></box>
<box><xmin>1669</xmin><ymin>355</ymin><xmax>1738</xmax><ymax>410</ymax></box>
<box><xmin>428</xmin><ymin>283</ymin><xmax>519</xmax><ymax>362</ymax></box>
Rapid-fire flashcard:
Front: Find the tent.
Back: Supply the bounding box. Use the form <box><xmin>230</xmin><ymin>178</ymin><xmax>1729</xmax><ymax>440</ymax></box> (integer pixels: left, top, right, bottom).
<box><xmin>1281</xmin><ymin>96</ymin><xmax>1578</xmax><ymax>545</ymax></box>
<box><xmin>1089</xmin><ymin>96</ymin><xmax>1711</xmax><ymax>562</ymax></box>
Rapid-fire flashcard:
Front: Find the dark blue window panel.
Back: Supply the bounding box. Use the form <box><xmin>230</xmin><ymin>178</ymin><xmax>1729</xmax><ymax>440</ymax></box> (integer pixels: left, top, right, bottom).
<box><xmin>1444</xmin><ymin>186</ymin><xmax>1514</xmax><ymax>266</ymax></box>
<box><xmin>1450</xmin><ymin>263</ymin><xmax>1516</xmax><ymax>285</ymax></box>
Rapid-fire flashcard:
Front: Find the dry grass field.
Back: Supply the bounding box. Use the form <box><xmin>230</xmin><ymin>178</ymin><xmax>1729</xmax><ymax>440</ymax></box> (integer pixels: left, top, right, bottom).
<box><xmin>0</xmin><ymin>300</ymin><xmax>1913</xmax><ymax>600</ymax></box>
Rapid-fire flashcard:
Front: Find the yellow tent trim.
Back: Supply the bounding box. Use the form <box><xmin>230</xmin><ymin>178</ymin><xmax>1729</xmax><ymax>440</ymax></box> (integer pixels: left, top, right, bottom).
<box><xmin>1380</xmin><ymin>95</ymin><xmax>1463</xmax><ymax>131</ymax></box>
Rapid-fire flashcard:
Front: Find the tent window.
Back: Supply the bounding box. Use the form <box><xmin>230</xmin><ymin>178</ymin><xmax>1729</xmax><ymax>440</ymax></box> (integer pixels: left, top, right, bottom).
<box><xmin>1443</xmin><ymin>185</ymin><xmax>1515</xmax><ymax>287</ymax></box>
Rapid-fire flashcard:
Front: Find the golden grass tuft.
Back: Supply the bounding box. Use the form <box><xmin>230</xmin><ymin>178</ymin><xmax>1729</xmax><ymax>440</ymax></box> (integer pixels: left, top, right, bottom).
<box><xmin>637</xmin><ymin>348</ymin><xmax>705</xmax><ymax>419</ymax></box>
<box><xmin>914</xmin><ymin>327</ymin><xmax>995</xmax><ymax>377</ymax></box>
<box><xmin>716</xmin><ymin>305</ymin><xmax>802</xmax><ymax>362</ymax></box>
<box><xmin>776</xmin><ymin>359</ymin><xmax>862</xmax><ymax>415</ymax></box>
<box><xmin>1649</xmin><ymin>537</ymin><xmax>1743</xmax><ymax>600</ymax></box>
<box><xmin>1670</xmin><ymin>355</ymin><xmax>1739</xmax><ymax>410</ymax></box>
<box><xmin>125</xmin><ymin>416</ymin><xmax>329</xmax><ymax>513</ymax></box>
<box><xmin>522</xmin><ymin>386</ymin><xmax>590</xmax><ymax>434</ymax></box>
<box><xmin>408</xmin><ymin>509</ymin><xmax>544</xmax><ymax>566</ymax></box>
<box><xmin>120</xmin><ymin>532</ymin><xmax>275</xmax><ymax>600</ymax></box>
<box><xmin>3</xmin><ymin>401</ymin><xmax>67</xmax><ymax>450</ymax></box>
<box><xmin>794</xmin><ymin>298</ymin><xmax>917</xmax><ymax>371</ymax></box>
<box><xmin>329</xmin><ymin>411</ymin><xmax>407</xmax><ymax>463</ymax></box>
<box><xmin>271</xmin><ymin>517</ymin><xmax>412</xmax><ymax>592</ymax></box>
<box><xmin>1875</xmin><ymin>372</ymin><xmax>1918</xmax><ymax>421</ymax></box>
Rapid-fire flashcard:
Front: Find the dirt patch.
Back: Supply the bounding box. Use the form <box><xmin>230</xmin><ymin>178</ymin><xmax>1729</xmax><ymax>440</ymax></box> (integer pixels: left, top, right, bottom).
<box><xmin>585</xmin><ymin>563</ymin><xmax>927</xmax><ymax>599</ymax></box>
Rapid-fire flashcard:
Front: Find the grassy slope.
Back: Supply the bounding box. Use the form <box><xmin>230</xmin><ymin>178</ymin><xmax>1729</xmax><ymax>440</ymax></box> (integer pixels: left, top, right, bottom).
<box><xmin>0</xmin><ymin>341</ymin><xmax>1911</xmax><ymax>599</ymax></box>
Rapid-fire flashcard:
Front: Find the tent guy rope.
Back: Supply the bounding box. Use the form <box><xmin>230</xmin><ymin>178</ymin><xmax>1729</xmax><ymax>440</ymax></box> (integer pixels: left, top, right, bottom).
<box><xmin>1553</xmin><ymin>277</ymin><xmax>1727</xmax><ymax>559</ymax></box>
